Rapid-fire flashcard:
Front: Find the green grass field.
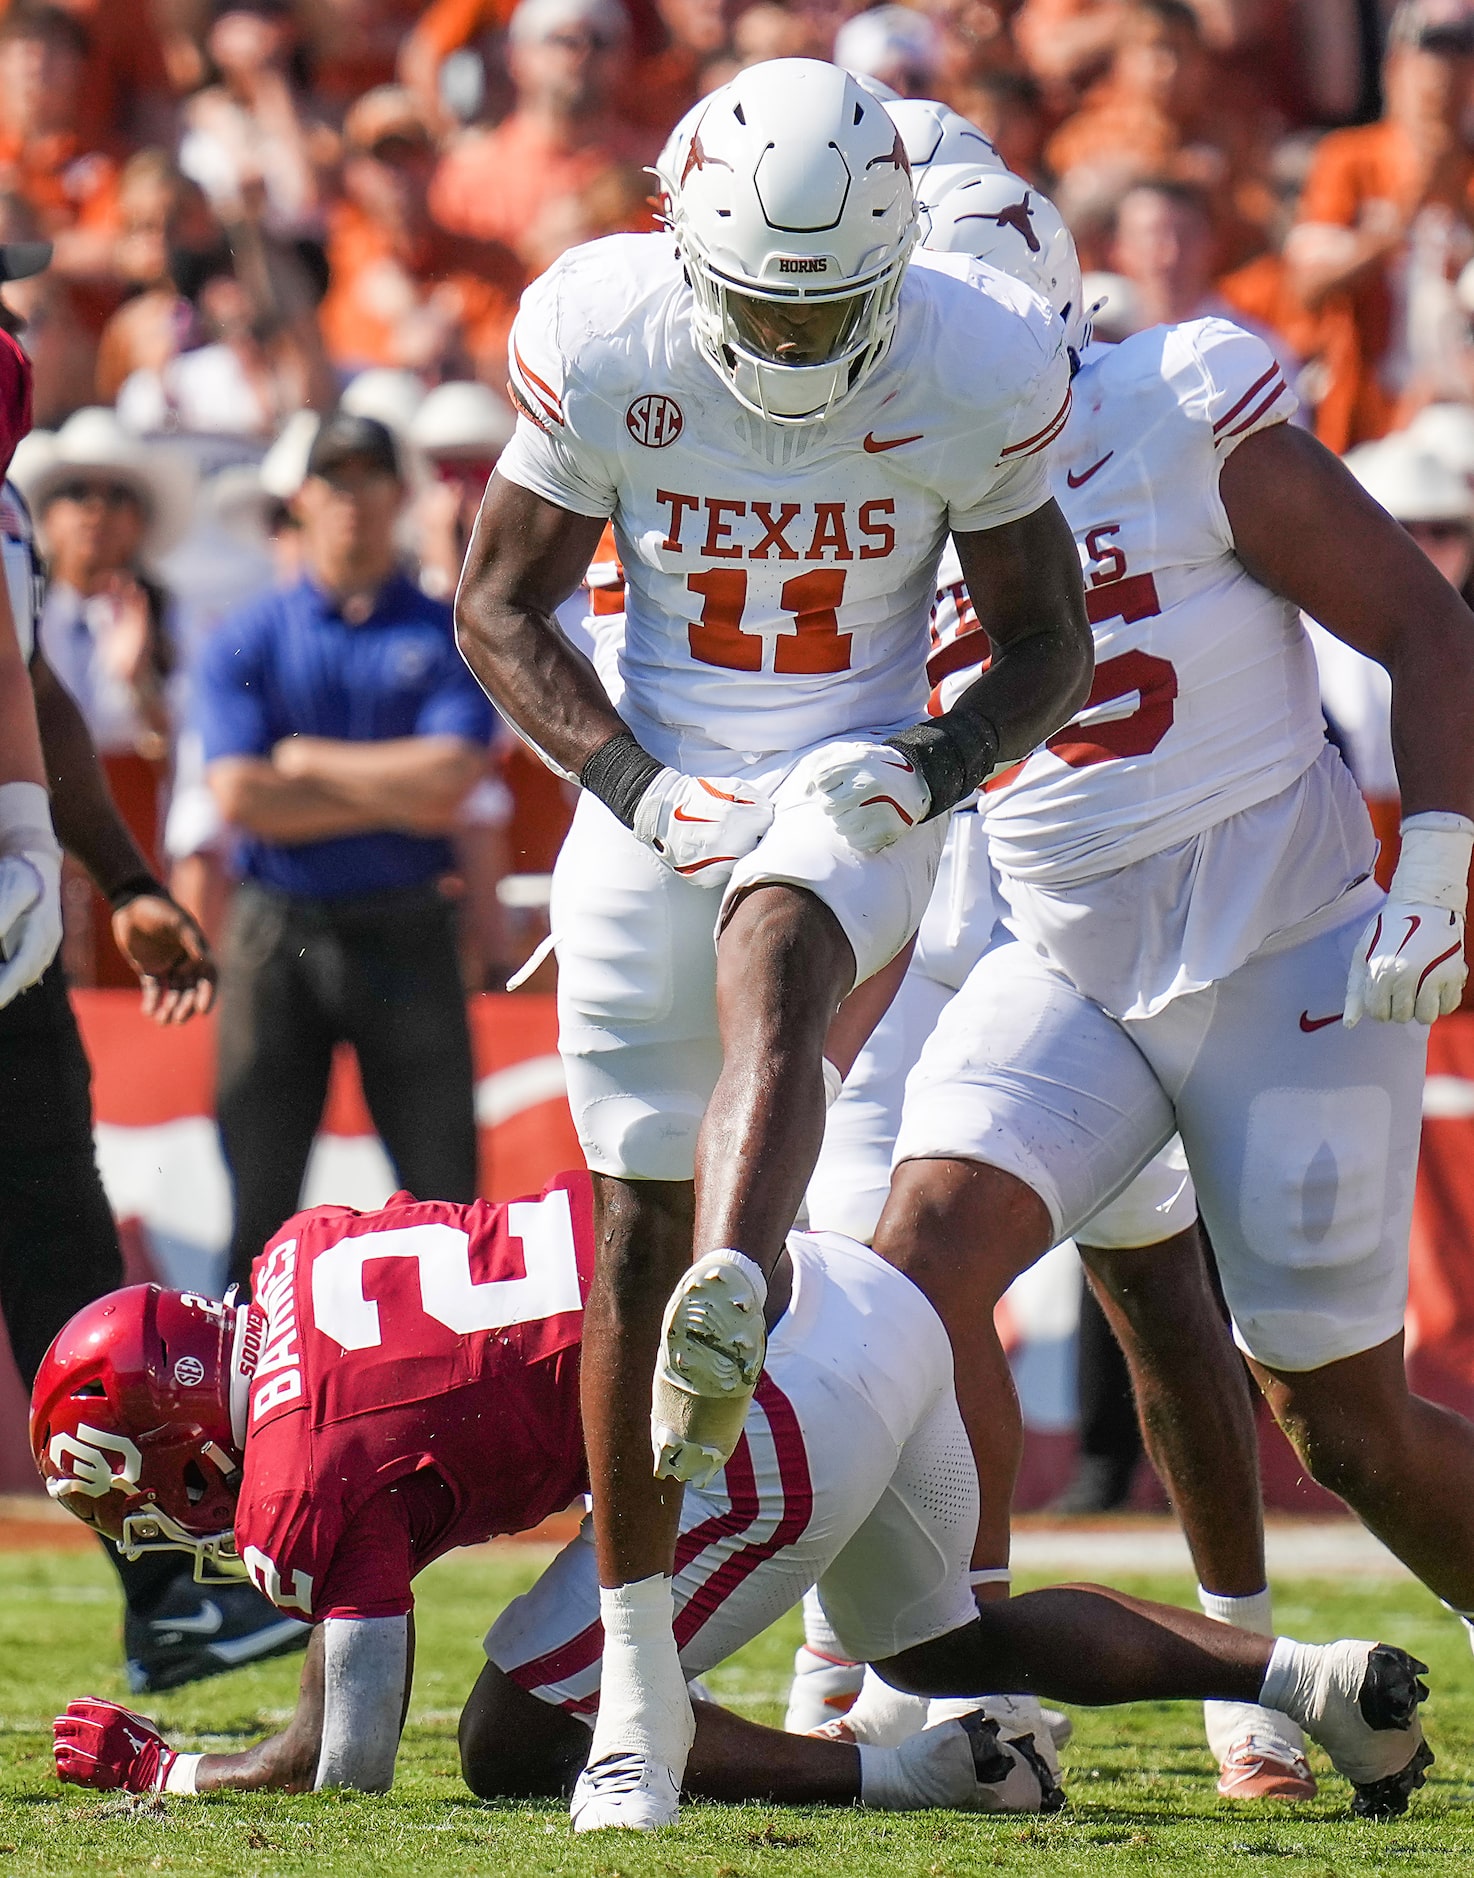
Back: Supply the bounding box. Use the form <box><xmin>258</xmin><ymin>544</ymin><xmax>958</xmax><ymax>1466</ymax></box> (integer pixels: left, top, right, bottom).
<box><xmin>1</xmin><ymin>1542</ymin><xmax>1471</xmax><ymax>1877</ymax></box>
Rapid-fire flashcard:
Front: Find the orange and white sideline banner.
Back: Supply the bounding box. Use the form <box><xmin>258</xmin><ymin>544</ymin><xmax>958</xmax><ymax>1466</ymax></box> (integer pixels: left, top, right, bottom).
<box><xmin>72</xmin><ymin>989</ymin><xmax>582</xmax><ymax>1296</ymax></box>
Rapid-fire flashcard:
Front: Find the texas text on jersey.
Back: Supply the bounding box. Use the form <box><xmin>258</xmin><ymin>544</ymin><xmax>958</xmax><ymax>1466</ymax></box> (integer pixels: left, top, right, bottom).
<box><xmin>235</xmin><ymin>1176</ymin><xmax>595</xmax><ymax>1623</ymax></box>
<box><xmin>499</xmin><ymin>233</ymin><xmax>1070</xmax><ymax>773</ymax></box>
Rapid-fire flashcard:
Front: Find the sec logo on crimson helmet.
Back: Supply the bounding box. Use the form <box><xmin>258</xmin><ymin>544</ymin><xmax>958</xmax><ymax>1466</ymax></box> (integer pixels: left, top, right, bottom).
<box><xmin>626</xmin><ymin>394</ymin><xmax>684</xmax><ymax>448</ymax></box>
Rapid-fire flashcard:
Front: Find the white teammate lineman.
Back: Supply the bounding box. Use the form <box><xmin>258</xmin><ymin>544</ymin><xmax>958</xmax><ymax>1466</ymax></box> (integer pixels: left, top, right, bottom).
<box><xmin>454</xmin><ymin>59</ymin><xmax>1093</xmax><ymax>1828</ymax></box>
<box><xmin>849</xmin><ymin>166</ymin><xmax>1474</xmax><ymax>1721</ymax></box>
<box><xmin>797</xmin><ymin>160</ymin><xmax>1306</xmax><ymax>1800</ymax></box>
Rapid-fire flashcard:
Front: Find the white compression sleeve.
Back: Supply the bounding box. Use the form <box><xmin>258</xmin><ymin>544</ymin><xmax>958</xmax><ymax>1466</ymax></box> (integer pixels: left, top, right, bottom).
<box><xmin>315</xmin><ymin>1616</ymin><xmax>410</xmax><ymax>1792</ymax></box>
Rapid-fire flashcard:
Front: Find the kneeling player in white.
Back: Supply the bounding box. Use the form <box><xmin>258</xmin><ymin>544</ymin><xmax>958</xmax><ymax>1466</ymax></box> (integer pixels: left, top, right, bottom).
<box><xmin>453</xmin><ymin>58</ymin><xmax>1093</xmax><ymax>1826</ymax></box>
<box><xmin>868</xmin><ymin>169</ymin><xmax>1474</xmax><ymax>1701</ymax></box>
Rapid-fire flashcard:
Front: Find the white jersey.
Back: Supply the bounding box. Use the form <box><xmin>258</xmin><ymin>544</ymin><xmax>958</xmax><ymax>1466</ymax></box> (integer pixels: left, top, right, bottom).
<box><xmin>497</xmin><ymin>232</ymin><xmax>1069</xmax><ymax>773</ymax></box>
<box><xmin>984</xmin><ymin>319</ymin><xmax>1322</xmax><ymax>886</ymax></box>
<box><xmin>926</xmin><ymin>320</ymin><xmax>1322</xmax><ymax>885</ymax></box>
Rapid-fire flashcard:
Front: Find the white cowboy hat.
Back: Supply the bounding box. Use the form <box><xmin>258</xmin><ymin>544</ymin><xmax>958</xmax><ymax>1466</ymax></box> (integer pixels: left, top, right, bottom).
<box><xmin>11</xmin><ymin>406</ymin><xmax>194</xmax><ymax>559</ymax></box>
<box><xmin>409</xmin><ymin>381</ymin><xmax>515</xmax><ymax>459</ymax></box>
<box><xmin>1345</xmin><ymin>434</ymin><xmax>1473</xmax><ymax>525</ymax></box>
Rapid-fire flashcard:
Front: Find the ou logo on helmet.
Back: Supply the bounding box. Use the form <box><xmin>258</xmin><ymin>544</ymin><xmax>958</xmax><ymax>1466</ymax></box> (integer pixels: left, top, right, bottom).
<box><xmin>626</xmin><ymin>394</ymin><xmax>684</xmax><ymax>448</ymax></box>
<box><xmin>46</xmin><ymin>1423</ymin><xmax>143</xmax><ymax>1500</ymax></box>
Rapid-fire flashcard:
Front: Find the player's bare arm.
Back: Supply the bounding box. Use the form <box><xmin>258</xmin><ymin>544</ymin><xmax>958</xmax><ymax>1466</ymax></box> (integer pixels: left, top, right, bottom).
<box><xmin>54</xmin><ymin>1615</ymin><xmax>415</xmax><ymax>1796</ymax></box>
<box><xmin>1223</xmin><ymin>421</ymin><xmax>1474</xmax><ymax>1025</ymax></box>
<box><xmin>454</xmin><ymin>476</ymin><xmax>621</xmax><ymax>777</ymax></box>
<box><xmin>1222</xmin><ymin>423</ymin><xmax>1474</xmax><ymax>821</ymax></box>
<box><xmin>948</xmin><ymin>497</ymin><xmax>1093</xmax><ymax>765</ymax></box>
<box><xmin>31</xmin><ymin>651</ymin><xmax>214</xmax><ymax>1023</ymax></box>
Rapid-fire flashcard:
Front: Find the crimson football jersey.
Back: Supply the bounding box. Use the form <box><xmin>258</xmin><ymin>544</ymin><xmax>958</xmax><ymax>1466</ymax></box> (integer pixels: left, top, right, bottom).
<box><xmin>234</xmin><ymin>1175</ymin><xmax>595</xmax><ymax>1622</ymax></box>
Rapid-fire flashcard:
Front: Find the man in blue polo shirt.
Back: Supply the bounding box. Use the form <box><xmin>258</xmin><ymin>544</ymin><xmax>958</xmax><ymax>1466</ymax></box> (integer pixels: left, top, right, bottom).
<box><xmin>198</xmin><ymin>413</ymin><xmax>496</xmax><ymax>1289</ymax></box>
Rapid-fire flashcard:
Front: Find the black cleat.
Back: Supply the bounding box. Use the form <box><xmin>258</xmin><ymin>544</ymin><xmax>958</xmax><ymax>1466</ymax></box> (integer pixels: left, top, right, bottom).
<box><xmin>1349</xmin><ymin>1646</ymin><xmax>1434</xmax><ymax>1819</ymax></box>
<box><xmin>1350</xmin><ymin>1736</ymin><xmax>1434</xmax><ymax>1820</ymax></box>
<box><xmin>125</xmin><ymin>1573</ymin><xmax>309</xmax><ymax>1693</ymax></box>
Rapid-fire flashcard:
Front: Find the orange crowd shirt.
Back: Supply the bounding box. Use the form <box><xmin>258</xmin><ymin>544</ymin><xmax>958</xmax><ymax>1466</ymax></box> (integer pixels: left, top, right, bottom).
<box><xmin>428</xmin><ymin>111</ymin><xmax>655</xmax><ymax>260</ymax></box>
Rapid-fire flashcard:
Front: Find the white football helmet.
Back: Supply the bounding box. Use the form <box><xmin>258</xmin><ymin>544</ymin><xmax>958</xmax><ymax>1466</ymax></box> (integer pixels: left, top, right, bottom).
<box><xmin>657</xmin><ymin>58</ymin><xmax>917</xmax><ymax>425</ymax></box>
<box><xmin>884</xmin><ymin>98</ymin><xmax>1006</xmax><ymax>186</ymax></box>
<box><xmin>921</xmin><ymin>169</ymin><xmax>1091</xmax><ymax>359</ymax></box>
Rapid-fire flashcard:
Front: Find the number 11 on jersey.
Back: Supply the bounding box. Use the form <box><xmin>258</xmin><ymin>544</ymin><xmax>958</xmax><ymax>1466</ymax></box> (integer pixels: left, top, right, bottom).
<box><xmin>687</xmin><ymin>568</ymin><xmax>852</xmax><ymax>675</ymax></box>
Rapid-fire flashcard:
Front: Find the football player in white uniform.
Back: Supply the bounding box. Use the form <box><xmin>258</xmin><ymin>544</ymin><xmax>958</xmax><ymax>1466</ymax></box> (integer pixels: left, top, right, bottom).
<box><xmin>453</xmin><ymin>59</ymin><xmax>1093</xmax><ymax>1828</ymax></box>
<box><xmin>798</xmin><ymin>165</ymin><xmax>1307</xmax><ymax>1802</ymax></box>
<box><xmin>861</xmin><ymin>166</ymin><xmax>1474</xmax><ymax>1746</ymax></box>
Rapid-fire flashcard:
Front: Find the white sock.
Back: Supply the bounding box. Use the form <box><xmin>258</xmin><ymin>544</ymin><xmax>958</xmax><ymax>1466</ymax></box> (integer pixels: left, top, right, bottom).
<box><xmin>802</xmin><ymin>1585</ymin><xmax>853</xmax><ymax>1662</ymax></box>
<box><xmin>1198</xmin><ymin>1584</ymin><xmax>1273</xmax><ymax>1633</ymax></box>
<box><xmin>590</xmin><ymin>1576</ymin><xmax>694</xmax><ymax>1771</ymax></box>
<box><xmin>857</xmin><ymin>1737</ymin><xmax>964</xmax><ymax>1810</ymax></box>
<box><xmin>1258</xmin><ymin>1635</ymin><xmax>1318</xmax><ymax>1726</ymax></box>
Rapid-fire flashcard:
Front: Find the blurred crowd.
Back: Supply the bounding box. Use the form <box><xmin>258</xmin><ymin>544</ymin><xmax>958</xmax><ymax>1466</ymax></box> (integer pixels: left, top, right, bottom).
<box><xmin>12</xmin><ymin>0</ymin><xmax>1474</xmax><ymax>990</ymax></box>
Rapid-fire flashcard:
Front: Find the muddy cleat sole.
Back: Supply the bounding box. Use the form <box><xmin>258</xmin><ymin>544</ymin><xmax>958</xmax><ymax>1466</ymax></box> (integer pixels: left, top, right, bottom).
<box><xmin>571</xmin><ymin>1751</ymin><xmax>681</xmax><ymax>1831</ymax></box>
<box><xmin>652</xmin><ymin>1250</ymin><xmax>766</xmax><ymax>1486</ymax></box>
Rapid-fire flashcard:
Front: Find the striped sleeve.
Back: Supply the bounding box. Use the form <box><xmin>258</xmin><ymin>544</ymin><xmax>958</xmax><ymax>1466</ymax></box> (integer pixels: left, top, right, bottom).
<box><xmin>495</xmin><ymin>263</ymin><xmax>618</xmax><ymax>520</ymax></box>
<box><xmin>1196</xmin><ymin>319</ymin><xmax>1298</xmax><ymax>461</ymax></box>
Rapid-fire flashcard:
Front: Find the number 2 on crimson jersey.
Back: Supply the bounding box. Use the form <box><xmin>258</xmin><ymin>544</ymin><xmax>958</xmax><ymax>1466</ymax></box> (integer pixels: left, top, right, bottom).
<box><xmin>688</xmin><ymin>569</ymin><xmax>851</xmax><ymax>674</ymax></box>
<box><xmin>310</xmin><ymin>1189</ymin><xmax>581</xmax><ymax>1352</ymax></box>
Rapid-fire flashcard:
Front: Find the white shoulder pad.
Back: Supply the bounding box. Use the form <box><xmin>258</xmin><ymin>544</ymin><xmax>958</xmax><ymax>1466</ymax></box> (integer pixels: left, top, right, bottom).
<box><xmin>1167</xmin><ymin>316</ymin><xmax>1298</xmax><ymax>458</ymax></box>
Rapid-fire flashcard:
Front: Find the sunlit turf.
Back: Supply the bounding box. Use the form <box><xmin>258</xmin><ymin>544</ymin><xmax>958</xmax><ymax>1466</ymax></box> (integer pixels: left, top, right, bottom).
<box><xmin>0</xmin><ymin>1540</ymin><xmax>1470</xmax><ymax>1874</ymax></box>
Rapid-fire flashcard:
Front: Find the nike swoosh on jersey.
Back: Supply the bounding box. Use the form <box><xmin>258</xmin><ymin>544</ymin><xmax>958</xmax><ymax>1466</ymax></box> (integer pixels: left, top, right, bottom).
<box><xmin>863</xmin><ymin>432</ymin><xmax>924</xmax><ymax>453</ymax></box>
<box><xmin>1298</xmin><ymin>1010</ymin><xmax>1342</xmax><ymax>1033</ymax></box>
<box><xmin>1066</xmin><ymin>452</ymin><xmax>1114</xmax><ymax>487</ymax></box>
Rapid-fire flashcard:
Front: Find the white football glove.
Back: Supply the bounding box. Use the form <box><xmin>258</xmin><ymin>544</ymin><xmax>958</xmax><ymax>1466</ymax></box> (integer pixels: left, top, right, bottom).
<box><xmin>1345</xmin><ymin>813</ymin><xmax>1472</xmax><ymax>1028</ymax></box>
<box><xmin>0</xmin><ymin>781</ymin><xmax>62</xmax><ymax>1010</ymax></box>
<box><xmin>631</xmin><ymin>768</ymin><xmax>773</xmax><ymax>888</ymax></box>
<box><xmin>795</xmin><ymin>740</ymin><xmax>932</xmax><ymax>855</ymax></box>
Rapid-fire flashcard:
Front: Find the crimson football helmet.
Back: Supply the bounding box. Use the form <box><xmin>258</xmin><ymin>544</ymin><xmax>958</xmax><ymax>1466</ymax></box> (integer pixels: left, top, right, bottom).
<box><xmin>30</xmin><ymin>1286</ymin><xmax>248</xmax><ymax>1581</ymax></box>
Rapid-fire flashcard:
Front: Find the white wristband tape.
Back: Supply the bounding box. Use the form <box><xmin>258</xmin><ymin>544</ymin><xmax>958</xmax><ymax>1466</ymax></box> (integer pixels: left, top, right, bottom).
<box><xmin>969</xmin><ymin>1568</ymin><xmax>1012</xmax><ymax>1587</ymax></box>
<box><xmin>162</xmin><ymin>1752</ymin><xmax>201</xmax><ymax>1796</ymax></box>
<box><xmin>822</xmin><ymin>1058</ymin><xmax>843</xmax><ymax>1110</ymax></box>
<box><xmin>1391</xmin><ymin>814</ymin><xmax>1474</xmax><ymax>916</ymax></box>
<box><xmin>0</xmin><ymin>780</ymin><xmax>59</xmax><ymax>853</ymax></box>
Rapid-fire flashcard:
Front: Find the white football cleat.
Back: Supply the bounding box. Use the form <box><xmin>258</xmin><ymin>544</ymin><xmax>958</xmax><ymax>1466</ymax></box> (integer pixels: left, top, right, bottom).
<box><xmin>1292</xmin><ymin>1642</ymin><xmax>1432</xmax><ymax>1816</ymax></box>
<box><xmin>783</xmin><ymin>1645</ymin><xmax>864</xmax><ymax>1733</ymax></box>
<box><xmin>1206</xmin><ymin>1699</ymin><xmax>1316</xmax><ymax>1801</ymax></box>
<box><xmin>651</xmin><ymin>1251</ymin><xmax>766</xmax><ymax>1486</ymax></box>
<box><xmin>891</xmin><ymin>1710</ymin><xmax>1066</xmax><ymax>1814</ymax></box>
<box><xmin>571</xmin><ymin>1751</ymin><xmax>681</xmax><ymax>1832</ymax></box>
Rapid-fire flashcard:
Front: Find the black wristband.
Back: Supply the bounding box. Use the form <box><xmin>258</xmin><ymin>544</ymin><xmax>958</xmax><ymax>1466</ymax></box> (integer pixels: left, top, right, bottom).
<box><xmin>579</xmin><ymin>732</ymin><xmax>664</xmax><ymax>830</ymax></box>
<box><xmin>885</xmin><ymin>711</ymin><xmax>1000</xmax><ymax>821</ymax></box>
<box><xmin>107</xmin><ymin>873</ymin><xmax>168</xmax><ymax>913</ymax></box>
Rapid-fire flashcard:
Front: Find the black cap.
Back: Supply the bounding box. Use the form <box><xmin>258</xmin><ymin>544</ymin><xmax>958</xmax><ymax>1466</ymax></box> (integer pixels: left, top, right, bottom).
<box><xmin>0</xmin><ymin>242</ymin><xmax>52</xmax><ymax>284</ymax></box>
<box><xmin>305</xmin><ymin>412</ymin><xmax>402</xmax><ymax>481</ymax></box>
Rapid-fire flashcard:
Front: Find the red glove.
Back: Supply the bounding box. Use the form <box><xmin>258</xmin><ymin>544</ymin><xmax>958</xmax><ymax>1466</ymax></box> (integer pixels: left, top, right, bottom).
<box><xmin>53</xmin><ymin>1698</ymin><xmax>178</xmax><ymax>1793</ymax></box>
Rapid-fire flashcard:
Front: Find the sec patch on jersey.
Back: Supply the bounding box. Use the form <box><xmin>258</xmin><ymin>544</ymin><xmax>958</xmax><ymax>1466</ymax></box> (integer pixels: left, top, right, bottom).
<box><xmin>626</xmin><ymin>394</ymin><xmax>684</xmax><ymax>447</ymax></box>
